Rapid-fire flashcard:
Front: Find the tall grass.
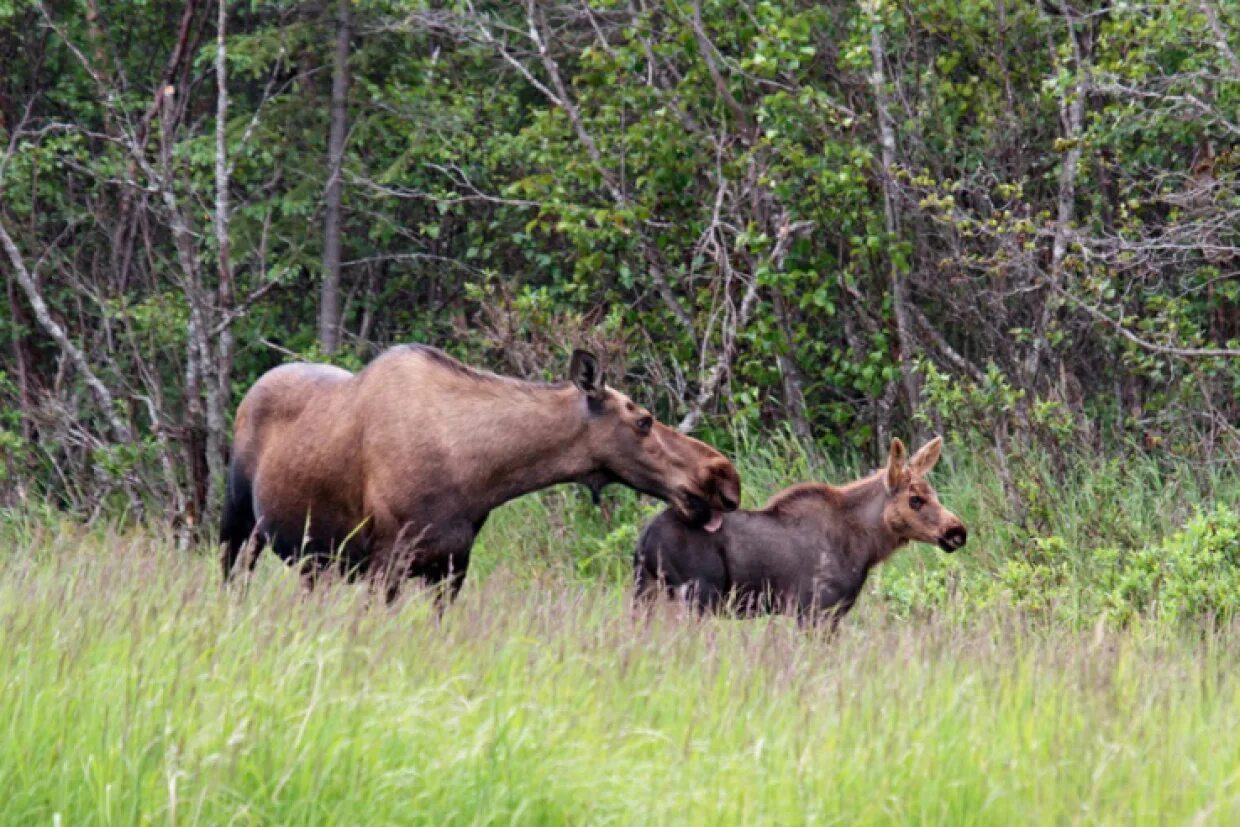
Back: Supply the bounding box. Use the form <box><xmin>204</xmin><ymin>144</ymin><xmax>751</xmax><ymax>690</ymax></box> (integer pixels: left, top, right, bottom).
<box><xmin>1</xmin><ymin>521</ymin><xmax>1238</xmax><ymax>824</ymax></box>
<box><xmin>1</xmin><ymin>444</ymin><xmax>1237</xmax><ymax>824</ymax></box>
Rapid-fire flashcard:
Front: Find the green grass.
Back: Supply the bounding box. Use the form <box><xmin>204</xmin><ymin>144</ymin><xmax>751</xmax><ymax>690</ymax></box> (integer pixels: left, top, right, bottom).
<box><xmin>1</xmin><ymin>444</ymin><xmax>1238</xmax><ymax>825</ymax></box>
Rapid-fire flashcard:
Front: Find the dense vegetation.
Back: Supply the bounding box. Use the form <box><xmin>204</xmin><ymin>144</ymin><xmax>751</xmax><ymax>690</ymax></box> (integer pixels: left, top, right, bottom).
<box><xmin>1</xmin><ymin>0</ymin><xmax>1236</xmax><ymax>525</ymax></box>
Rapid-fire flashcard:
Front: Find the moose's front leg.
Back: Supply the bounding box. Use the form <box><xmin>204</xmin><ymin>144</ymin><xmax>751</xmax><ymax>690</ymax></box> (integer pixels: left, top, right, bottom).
<box><xmin>372</xmin><ymin>515</ymin><xmax>480</xmax><ymax>606</ymax></box>
<box><xmin>366</xmin><ymin>509</ymin><xmax>427</xmax><ymax>603</ymax></box>
<box><xmin>415</xmin><ymin>548</ymin><xmax>472</xmax><ymax>606</ymax></box>
<box><xmin>426</xmin><ymin>512</ymin><xmax>488</xmax><ymax>603</ymax></box>
<box><xmin>421</xmin><ymin>514</ymin><xmax>486</xmax><ymax>604</ymax></box>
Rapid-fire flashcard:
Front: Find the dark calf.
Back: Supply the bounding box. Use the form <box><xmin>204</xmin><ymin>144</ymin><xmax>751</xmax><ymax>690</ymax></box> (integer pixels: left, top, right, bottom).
<box><xmin>634</xmin><ymin>437</ymin><xmax>967</xmax><ymax>626</ymax></box>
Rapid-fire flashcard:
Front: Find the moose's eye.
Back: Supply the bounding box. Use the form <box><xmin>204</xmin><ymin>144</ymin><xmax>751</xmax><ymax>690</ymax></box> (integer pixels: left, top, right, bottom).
<box><xmin>636</xmin><ymin>415</ymin><xmax>654</xmax><ymax>435</ymax></box>
<box><xmin>909</xmin><ymin>496</ymin><xmax>925</xmax><ymax>511</ymax></box>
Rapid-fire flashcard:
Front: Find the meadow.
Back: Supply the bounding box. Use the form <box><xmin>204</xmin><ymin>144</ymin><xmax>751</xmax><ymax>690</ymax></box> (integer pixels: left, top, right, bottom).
<box><xmin>1</xmin><ymin>443</ymin><xmax>1238</xmax><ymax>825</ymax></box>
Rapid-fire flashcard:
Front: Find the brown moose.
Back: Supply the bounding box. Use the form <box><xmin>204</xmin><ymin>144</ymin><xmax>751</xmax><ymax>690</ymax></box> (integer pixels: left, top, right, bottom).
<box><xmin>221</xmin><ymin>344</ymin><xmax>741</xmax><ymax>599</ymax></box>
<box><xmin>634</xmin><ymin>437</ymin><xmax>967</xmax><ymax>625</ymax></box>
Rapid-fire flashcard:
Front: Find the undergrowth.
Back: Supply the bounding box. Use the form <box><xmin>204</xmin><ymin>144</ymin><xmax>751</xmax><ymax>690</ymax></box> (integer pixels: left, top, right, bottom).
<box><xmin>0</xmin><ymin>442</ymin><xmax>1237</xmax><ymax>824</ymax></box>
<box><xmin>0</xmin><ymin>523</ymin><xmax>1238</xmax><ymax>825</ymax></box>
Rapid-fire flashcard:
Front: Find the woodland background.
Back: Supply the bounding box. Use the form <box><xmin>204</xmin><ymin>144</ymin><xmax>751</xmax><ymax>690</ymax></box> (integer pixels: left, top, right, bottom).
<box><xmin>1</xmin><ymin>0</ymin><xmax>1237</xmax><ymax>531</ymax></box>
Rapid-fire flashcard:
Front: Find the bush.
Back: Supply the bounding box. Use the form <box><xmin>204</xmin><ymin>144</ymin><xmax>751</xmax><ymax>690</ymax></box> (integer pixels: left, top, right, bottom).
<box><xmin>1096</xmin><ymin>505</ymin><xmax>1240</xmax><ymax>627</ymax></box>
<box><xmin>976</xmin><ymin>505</ymin><xmax>1240</xmax><ymax>628</ymax></box>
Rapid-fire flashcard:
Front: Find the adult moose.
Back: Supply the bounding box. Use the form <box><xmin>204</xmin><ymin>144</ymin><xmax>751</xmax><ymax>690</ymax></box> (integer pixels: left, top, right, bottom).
<box><xmin>220</xmin><ymin>344</ymin><xmax>740</xmax><ymax>600</ymax></box>
<box><xmin>634</xmin><ymin>437</ymin><xmax>966</xmax><ymax>626</ymax></box>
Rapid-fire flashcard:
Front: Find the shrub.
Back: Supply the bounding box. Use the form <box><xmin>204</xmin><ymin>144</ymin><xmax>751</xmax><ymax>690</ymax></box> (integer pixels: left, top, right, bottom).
<box><xmin>1097</xmin><ymin>505</ymin><xmax>1240</xmax><ymax>627</ymax></box>
<box><xmin>976</xmin><ymin>506</ymin><xmax>1240</xmax><ymax>628</ymax></box>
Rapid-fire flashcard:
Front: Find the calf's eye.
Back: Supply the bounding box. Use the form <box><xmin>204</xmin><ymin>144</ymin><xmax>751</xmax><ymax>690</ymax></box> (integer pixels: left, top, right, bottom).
<box><xmin>909</xmin><ymin>496</ymin><xmax>925</xmax><ymax>510</ymax></box>
<box><xmin>636</xmin><ymin>415</ymin><xmax>653</xmax><ymax>435</ymax></box>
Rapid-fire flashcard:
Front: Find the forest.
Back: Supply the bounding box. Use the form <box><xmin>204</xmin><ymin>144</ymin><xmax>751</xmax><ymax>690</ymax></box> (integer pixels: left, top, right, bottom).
<box><xmin>1</xmin><ymin>0</ymin><xmax>1236</xmax><ymax>523</ymax></box>
<box><xmin>1</xmin><ymin>1</ymin><xmax>1239</xmax><ymax>823</ymax></box>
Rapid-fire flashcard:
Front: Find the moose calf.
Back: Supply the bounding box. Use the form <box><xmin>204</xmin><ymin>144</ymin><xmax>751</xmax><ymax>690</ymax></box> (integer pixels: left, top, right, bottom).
<box><xmin>634</xmin><ymin>437</ymin><xmax>967</xmax><ymax>626</ymax></box>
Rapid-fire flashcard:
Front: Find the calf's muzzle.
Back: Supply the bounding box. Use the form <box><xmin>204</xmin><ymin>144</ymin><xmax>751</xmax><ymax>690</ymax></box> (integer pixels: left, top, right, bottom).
<box><xmin>938</xmin><ymin>524</ymin><xmax>967</xmax><ymax>552</ymax></box>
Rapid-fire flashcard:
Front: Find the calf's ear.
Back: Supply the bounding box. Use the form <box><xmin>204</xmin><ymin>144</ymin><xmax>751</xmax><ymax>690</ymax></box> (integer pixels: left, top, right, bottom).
<box><xmin>569</xmin><ymin>349</ymin><xmax>607</xmax><ymax>400</ymax></box>
<box><xmin>909</xmin><ymin>436</ymin><xmax>943</xmax><ymax>476</ymax></box>
<box><xmin>885</xmin><ymin>438</ymin><xmax>908</xmax><ymax>492</ymax></box>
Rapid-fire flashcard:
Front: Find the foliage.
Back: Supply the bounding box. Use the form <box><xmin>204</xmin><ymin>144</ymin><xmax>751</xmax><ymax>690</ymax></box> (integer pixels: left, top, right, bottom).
<box><xmin>0</xmin><ymin>0</ymin><xmax>1236</xmax><ymax>516</ymax></box>
<box><xmin>1093</xmin><ymin>505</ymin><xmax>1239</xmax><ymax>626</ymax></box>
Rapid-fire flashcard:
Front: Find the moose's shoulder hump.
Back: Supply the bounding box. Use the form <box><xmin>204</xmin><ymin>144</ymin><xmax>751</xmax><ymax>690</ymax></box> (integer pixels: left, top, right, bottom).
<box><xmin>762</xmin><ymin>483</ymin><xmax>834</xmax><ymax>515</ymax></box>
<box><xmin>381</xmin><ymin>343</ymin><xmax>571</xmax><ymax>393</ymax></box>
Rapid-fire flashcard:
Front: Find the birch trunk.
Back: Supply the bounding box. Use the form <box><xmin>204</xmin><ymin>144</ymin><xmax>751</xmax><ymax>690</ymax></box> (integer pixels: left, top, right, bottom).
<box><xmin>868</xmin><ymin>2</ymin><xmax>920</xmax><ymax>431</ymax></box>
<box><xmin>319</xmin><ymin>0</ymin><xmax>350</xmax><ymax>355</ymax></box>
<box><xmin>209</xmin><ymin>0</ymin><xmax>234</xmax><ymax>524</ymax></box>
<box><xmin>1024</xmin><ymin>4</ymin><xmax>1089</xmax><ymax>387</ymax></box>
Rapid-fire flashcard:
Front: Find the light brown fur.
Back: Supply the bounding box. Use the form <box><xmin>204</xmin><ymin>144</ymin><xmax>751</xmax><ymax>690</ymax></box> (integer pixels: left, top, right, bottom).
<box><xmin>221</xmin><ymin>344</ymin><xmax>741</xmax><ymax>599</ymax></box>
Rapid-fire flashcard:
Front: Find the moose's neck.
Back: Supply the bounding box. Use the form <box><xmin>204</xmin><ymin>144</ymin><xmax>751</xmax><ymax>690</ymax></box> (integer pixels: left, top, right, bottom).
<box><xmin>445</xmin><ymin>383</ymin><xmax>597</xmax><ymax>515</ymax></box>
<box><xmin>832</xmin><ymin>472</ymin><xmax>904</xmax><ymax>568</ymax></box>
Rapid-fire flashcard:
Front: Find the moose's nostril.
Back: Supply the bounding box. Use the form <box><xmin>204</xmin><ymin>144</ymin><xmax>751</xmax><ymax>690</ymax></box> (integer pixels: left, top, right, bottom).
<box><xmin>937</xmin><ymin>525</ymin><xmax>967</xmax><ymax>552</ymax></box>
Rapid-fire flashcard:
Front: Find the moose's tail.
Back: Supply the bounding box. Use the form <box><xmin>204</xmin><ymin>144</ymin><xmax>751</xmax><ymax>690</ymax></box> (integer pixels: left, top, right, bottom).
<box><xmin>219</xmin><ymin>458</ymin><xmax>258</xmax><ymax>582</ymax></box>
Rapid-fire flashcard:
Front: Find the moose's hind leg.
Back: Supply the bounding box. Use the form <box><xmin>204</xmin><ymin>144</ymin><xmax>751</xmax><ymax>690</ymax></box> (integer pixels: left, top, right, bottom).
<box><xmin>219</xmin><ymin>462</ymin><xmax>259</xmax><ymax>582</ymax></box>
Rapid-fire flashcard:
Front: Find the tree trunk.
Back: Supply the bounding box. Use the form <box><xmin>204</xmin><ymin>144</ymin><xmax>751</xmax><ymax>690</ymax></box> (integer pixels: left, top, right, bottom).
<box><xmin>868</xmin><ymin>7</ymin><xmax>920</xmax><ymax>433</ymax></box>
<box><xmin>1024</xmin><ymin>5</ymin><xmax>1089</xmax><ymax>387</ymax></box>
<box><xmin>153</xmin><ymin>83</ymin><xmax>213</xmax><ymax>524</ymax></box>
<box><xmin>5</xmin><ymin>274</ymin><xmax>34</xmax><ymax>443</ymax></box>
<box><xmin>208</xmin><ymin>0</ymin><xmax>234</xmax><ymax>526</ymax></box>
<box><xmin>319</xmin><ymin>0</ymin><xmax>350</xmax><ymax>355</ymax></box>
<box><xmin>355</xmin><ymin>261</ymin><xmax>379</xmax><ymax>356</ymax></box>
<box><xmin>771</xmin><ymin>290</ymin><xmax>813</xmax><ymax>444</ymax></box>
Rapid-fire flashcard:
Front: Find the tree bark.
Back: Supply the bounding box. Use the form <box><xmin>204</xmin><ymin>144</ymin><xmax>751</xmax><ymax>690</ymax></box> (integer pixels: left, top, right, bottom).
<box><xmin>868</xmin><ymin>4</ymin><xmax>920</xmax><ymax>432</ymax></box>
<box><xmin>319</xmin><ymin>0</ymin><xmax>350</xmax><ymax>355</ymax></box>
<box><xmin>1024</xmin><ymin>5</ymin><xmax>1088</xmax><ymax>387</ymax></box>
<box><xmin>209</xmin><ymin>0</ymin><xmax>234</xmax><ymax>523</ymax></box>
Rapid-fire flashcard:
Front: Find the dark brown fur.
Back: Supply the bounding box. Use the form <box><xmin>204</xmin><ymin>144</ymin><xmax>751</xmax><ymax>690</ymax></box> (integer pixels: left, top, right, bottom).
<box><xmin>634</xmin><ymin>437</ymin><xmax>967</xmax><ymax>625</ymax></box>
<box><xmin>220</xmin><ymin>345</ymin><xmax>741</xmax><ymax>599</ymax></box>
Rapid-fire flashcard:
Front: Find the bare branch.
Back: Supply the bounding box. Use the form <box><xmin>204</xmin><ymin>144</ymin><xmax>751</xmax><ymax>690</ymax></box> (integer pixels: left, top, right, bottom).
<box><xmin>1052</xmin><ymin>284</ymin><xmax>1240</xmax><ymax>359</ymax></box>
<box><xmin>0</xmin><ymin>215</ymin><xmax>133</xmax><ymax>442</ymax></box>
<box><xmin>689</xmin><ymin>0</ymin><xmax>750</xmax><ymax>130</ymax></box>
<box><xmin>1199</xmin><ymin>0</ymin><xmax>1240</xmax><ymax>79</ymax></box>
<box><xmin>678</xmin><ymin>217</ymin><xmax>813</xmax><ymax>432</ymax></box>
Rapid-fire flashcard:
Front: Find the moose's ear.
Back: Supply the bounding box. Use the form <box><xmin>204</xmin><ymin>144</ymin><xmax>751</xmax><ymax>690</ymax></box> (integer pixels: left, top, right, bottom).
<box><xmin>909</xmin><ymin>436</ymin><xmax>944</xmax><ymax>476</ymax></box>
<box><xmin>885</xmin><ymin>438</ymin><xmax>908</xmax><ymax>492</ymax></box>
<box><xmin>569</xmin><ymin>349</ymin><xmax>606</xmax><ymax>400</ymax></box>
